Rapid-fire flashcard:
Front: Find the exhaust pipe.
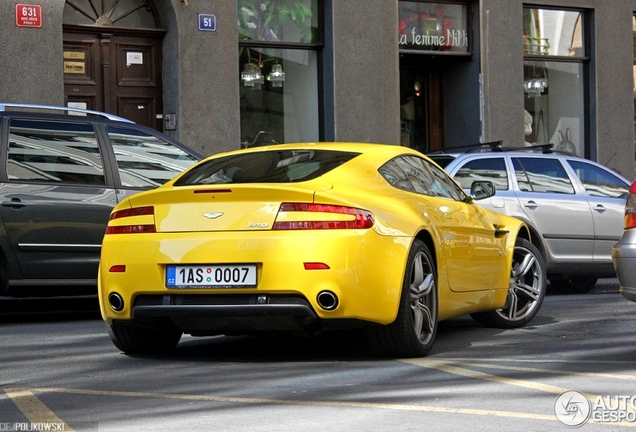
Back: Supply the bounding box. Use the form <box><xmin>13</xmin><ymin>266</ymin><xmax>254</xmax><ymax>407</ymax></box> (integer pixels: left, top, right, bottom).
<box><xmin>108</xmin><ymin>292</ymin><xmax>125</xmax><ymax>312</ymax></box>
<box><xmin>317</xmin><ymin>291</ymin><xmax>339</xmax><ymax>311</ymax></box>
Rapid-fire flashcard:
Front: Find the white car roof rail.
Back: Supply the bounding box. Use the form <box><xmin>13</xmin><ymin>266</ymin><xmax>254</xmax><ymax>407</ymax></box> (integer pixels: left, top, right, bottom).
<box><xmin>0</xmin><ymin>103</ymin><xmax>135</xmax><ymax>123</ymax></box>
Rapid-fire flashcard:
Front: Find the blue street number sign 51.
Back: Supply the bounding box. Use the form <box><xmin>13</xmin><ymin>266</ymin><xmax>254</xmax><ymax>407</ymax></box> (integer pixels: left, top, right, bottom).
<box><xmin>198</xmin><ymin>14</ymin><xmax>216</xmax><ymax>31</ymax></box>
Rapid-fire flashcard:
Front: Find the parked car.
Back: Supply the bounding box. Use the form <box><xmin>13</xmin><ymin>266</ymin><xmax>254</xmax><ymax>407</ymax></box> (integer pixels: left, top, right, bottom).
<box><xmin>0</xmin><ymin>103</ymin><xmax>202</xmax><ymax>297</ymax></box>
<box><xmin>429</xmin><ymin>143</ymin><xmax>630</xmax><ymax>294</ymax></box>
<box><xmin>99</xmin><ymin>143</ymin><xmax>546</xmax><ymax>357</ymax></box>
<box><xmin>612</xmin><ymin>180</ymin><xmax>636</xmax><ymax>302</ymax></box>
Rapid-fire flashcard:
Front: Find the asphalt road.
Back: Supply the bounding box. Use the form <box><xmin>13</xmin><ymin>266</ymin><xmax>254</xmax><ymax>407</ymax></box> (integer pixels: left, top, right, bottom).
<box><xmin>0</xmin><ymin>283</ymin><xmax>635</xmax><ymax>432</ymax></box>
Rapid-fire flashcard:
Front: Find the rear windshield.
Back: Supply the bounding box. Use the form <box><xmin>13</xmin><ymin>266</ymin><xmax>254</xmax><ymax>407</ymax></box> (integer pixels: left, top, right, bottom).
<box><xmin>174</xmin><ymin>150</ymin><xmax>359</xmax><ymax>185</ymax></box>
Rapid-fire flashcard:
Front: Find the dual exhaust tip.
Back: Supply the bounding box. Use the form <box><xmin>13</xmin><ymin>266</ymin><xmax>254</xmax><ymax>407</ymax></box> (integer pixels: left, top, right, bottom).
<box><xmin>109</xmin><ymin>290</ymin><xmax>339</xmax><ymax>313</ymax></box>
<box><xmin>316</xmin><ymin>290</ymin><xmax>339</xmax><ymax>311</ymax></box>
<box><xmin>108</xmin><ymin>292</ymin><xmax>125</xmax><ymax>312</ymax></box>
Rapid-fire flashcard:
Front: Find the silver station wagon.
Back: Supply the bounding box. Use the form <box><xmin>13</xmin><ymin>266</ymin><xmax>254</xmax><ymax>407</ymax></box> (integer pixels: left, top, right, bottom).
<box><xmin>429</xmin><ymin>145</ymin><xmax>630</xmax><ymax>294</ymax></box>
<box><xmin>0</xmin><ymin>103</ymin><xmax>202</xmax><ymax>297</ymax></box>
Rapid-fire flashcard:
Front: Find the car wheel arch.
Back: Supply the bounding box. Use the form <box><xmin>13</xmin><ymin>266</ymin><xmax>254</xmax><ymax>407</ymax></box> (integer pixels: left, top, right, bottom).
<box><xmin>513</xmin><ymin>218</ymin><xmax>548</xmax><ymax>264</ymax></box>
<box><xmin>413</xmin><ymin>230</ymin><xmax>437</xmax><ymax>276</ymax></box>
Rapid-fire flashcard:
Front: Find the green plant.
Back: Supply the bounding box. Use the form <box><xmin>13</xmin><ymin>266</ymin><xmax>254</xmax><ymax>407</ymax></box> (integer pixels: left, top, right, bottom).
<box><xmin>238</xmin><ymin>0</ymin><xmax>314</xmax><ymax>42</ymax></box>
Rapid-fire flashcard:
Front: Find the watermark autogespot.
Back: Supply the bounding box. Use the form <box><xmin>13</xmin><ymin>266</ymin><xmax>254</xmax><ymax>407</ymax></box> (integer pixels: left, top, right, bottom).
<box><xmin>555</xmin><ymin>391</ymin><xmax>636</xmax><ymax>427</ymax></box>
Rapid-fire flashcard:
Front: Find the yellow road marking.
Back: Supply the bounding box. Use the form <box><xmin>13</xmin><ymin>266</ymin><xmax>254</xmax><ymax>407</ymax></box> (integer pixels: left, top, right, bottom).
<box><xmin>436</xmin><ymin>360</ymin><xmax>636</xmax><ymax>381</ymax></box>
<box><xmin>402</xmin><ymin>358</ymin><xmax>636</xmax><ymax>426</ymax></box>
<box><xmin>4</xmin><ymin>388</ymin><xmax>74</xmax><ymax>431</ymax></box>
<box><xmin>7</xmin><ymin>387</ymin><xmax>554</xmax><ymax>421</ymax></box>
<box><xmin>5</xmin><ymin>357</ymin><xmax>636</xmax><ymax>428</ymax></box>
<box><xmin>440</xmin><ymin>357</ymin><xmax>636</xmax><ymax>365</ymax></box>
<box><xmin>402</xmin><ymin>358</ymin><xmax>573</xmax><ymax>394</ymax></box>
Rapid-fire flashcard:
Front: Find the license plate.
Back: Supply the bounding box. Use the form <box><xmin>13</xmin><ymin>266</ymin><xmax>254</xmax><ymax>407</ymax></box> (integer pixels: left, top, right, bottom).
<box><xmin>166</xmin><ymin>264</ymin><xmax>257</xmax><ymax>288</ymax></box>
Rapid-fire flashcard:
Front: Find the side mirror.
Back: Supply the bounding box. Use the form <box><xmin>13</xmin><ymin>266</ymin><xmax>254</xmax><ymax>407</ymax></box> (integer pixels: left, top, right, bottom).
<box><xmin>470</xmin><ymin>181</ymin><xmax>496</xmax><ymax>200</ymax></box>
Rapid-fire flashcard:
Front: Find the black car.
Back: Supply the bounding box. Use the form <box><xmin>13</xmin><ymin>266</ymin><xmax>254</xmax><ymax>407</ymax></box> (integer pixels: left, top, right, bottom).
<box><xmin>0</xmin><ymin>103</ymin><xmax>202</xmax><ymax>297</ymax></box>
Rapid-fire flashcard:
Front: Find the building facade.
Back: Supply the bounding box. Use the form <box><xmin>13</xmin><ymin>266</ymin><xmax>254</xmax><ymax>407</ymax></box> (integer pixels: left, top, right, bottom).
<box><xmin>2</xmin><ymin>0</ymin><xmax>635</xmax><ymax>179</ymax></box>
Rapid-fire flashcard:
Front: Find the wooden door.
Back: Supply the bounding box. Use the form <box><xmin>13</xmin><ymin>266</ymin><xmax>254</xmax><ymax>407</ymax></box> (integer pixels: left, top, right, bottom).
<box><xmin>399</xmin><ymin>55</ymin><xmax>444</xmax><ymax>153</ymax></box>
<box><xmin>63</xmin><ymin>32</ymin><xmax>163</xmax><ymax>131</ymax></box>
<box><xmin>63</xmin><ymin>32</ymin><xmax>102</xmax><ymax>112</ymax></box>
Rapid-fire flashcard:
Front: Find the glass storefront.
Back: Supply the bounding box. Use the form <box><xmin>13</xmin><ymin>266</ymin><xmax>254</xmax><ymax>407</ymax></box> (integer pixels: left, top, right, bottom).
<box><xmin>398</xmin><ymin>1</ymin><xmax>473</xmax><ymax>153</ymax></box>
<box><xmin>238</xmin><ymin>0</ymin><xmax>321</xmax><ymax>146</ymax></box>
<box><xmin>523</xmin><ymin>8</ymin><xmax>587</xmax><ymax>156</ymax></box>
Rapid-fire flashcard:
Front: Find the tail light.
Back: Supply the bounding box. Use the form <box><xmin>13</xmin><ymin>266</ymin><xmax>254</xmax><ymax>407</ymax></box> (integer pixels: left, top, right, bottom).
<box><xmin>625</xmin><ymin>181</ymin><xmax>636</xmax><ymax>229</ymax></box>
<box><xmin>106</xmin><ymin>206</ymin><xmax>156</xmax><ymax>234</ymax></box>
<box><xmin>273</xmin><ymin>203</ymin><xmax>374</xmax><ymax>230</ymax></box>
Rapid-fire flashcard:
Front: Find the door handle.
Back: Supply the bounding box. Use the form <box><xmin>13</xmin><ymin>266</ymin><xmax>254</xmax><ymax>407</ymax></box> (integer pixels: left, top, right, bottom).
<box><xmin>2</xmin><ymin>198</ymin><xmax>26</xmax><ymax>209</ymax></box>
<box><xmin>523</xmin><ymin>200</ymin><xmax>538</xmax><ymax>210</ymax></box>
<box><xmin>593</xmin><ymin>204</ymin><xmax>606</xmax><ymax>213</ymax></box>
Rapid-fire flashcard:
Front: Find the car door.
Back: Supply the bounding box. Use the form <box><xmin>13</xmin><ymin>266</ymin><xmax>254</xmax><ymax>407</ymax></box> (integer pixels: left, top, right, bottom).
<box><xmin>0</xmin><ymin>117</ymin><xmax>117</xmax><ymax>283</ymax></box>
<box><xmin>392</xmin><ymin>156</ymin><xmax>505</xmax><ymax>292</ymax></box>
<box><xmin>511</xmin><ymin>156</ymin><xmax>595</xmax><ymax>262</ymax></box>
<box><xmin>565</xmin><ymin>159</ymin><xmax>629</xmax><ymax>262</ymax></box>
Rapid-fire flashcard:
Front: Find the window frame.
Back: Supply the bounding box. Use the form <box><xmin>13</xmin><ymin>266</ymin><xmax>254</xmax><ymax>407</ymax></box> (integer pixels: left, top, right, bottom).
<box><xmin>238</xmin><ymin>1</ymin><xmax>325</xmax><ymax>144</ymax></box>
<box><xmin>522</xmin><ymin>6</ymin><xmax>591</xmax><ymax>159</ymax></box>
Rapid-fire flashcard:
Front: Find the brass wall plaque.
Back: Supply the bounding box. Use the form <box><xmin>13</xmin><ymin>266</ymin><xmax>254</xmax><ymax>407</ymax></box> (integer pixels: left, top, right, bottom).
<box><xmin>64</xmin><ymin>51</ymin><xmax>85</xmax><ymax>60</ymax></box>
<box><xmin>64</xmin><ymin>61</ymin><xmax>85</xmax><ymax>74</ymax></box>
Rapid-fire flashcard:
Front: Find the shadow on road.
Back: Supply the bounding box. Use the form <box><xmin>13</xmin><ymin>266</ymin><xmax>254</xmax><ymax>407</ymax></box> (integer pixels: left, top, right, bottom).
<box><xmin>0</xmin><ymin>295</ymin><xmax>101</xmax><ymax>323</ymax></box>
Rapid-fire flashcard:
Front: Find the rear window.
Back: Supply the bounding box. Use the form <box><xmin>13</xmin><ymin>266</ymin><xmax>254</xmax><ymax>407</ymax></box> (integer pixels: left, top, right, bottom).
<box><xmin>7</xmin><ymin>119</ymin><xmax>106</xmax><ymax>185</ymax></box>
<box><xmin>107</xmin><ymin>126</ymin><xmax>199</xmax><ymax>188</ymax></box>
<box><xmin>174</xmin><ymin>150</ymin><xmax>358</xmax><ymax>185</ymax></box>
<box><xmin>512</xmin><ymin>157</ymin><xmax>575</xmax><ymax>194</ymax></box>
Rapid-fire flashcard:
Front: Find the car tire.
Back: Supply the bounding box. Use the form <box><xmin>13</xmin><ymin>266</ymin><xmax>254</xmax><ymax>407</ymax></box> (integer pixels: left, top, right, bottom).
<box><xmin>367</xmin><ymin>239</ymin><xmax>438</xmax><ymax>358</ymax></box>
<box><xmin>471</xmin><ymin>238</ymin><xmax>546</xmax><ymax>329</ymax></box>
<box><xmin>108</xmin><ymin>322</ymin><xmax>182</xmax><ymax>354</ymax></box>
<box><xmin>549</xmin><ymin>276</ymin><xmax>598</xmax><ymax>294</ymax></box>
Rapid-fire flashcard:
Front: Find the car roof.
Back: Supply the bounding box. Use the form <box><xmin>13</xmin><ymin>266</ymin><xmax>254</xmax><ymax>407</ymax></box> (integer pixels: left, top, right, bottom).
<box><xmin>428</xmin><ymin>145</ymin><xmax>629</xmax><ymax>182</ymax></box>
<box><xmin>208</xmin><ymin>142</ymin><xmax>426</xmax><ymax>160</ymax></box>
<box><xmin>0</xmin><ymin>102</ymin><xmax>204</xmax><ymax>159</ymax></box>
<box><xmin>0</xmin><ymin>102</ymin><xmax>133</xmax><ymax>122</ymax></box>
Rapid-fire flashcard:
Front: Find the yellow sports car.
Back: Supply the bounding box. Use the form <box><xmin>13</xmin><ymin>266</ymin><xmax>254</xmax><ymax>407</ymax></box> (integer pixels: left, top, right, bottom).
<box><xmin>99</xmin><ymin>143</ymin><xmax>546</xmax><ymax>357</ymax></box>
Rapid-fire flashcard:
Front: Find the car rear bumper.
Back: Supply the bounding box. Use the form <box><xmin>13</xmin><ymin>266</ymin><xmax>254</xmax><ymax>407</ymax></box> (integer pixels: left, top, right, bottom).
<box><xmin>128</xmin><ymin>293</ymin><xmax>320</xmax><ymax>334</ymax></box>
<box><xmin>99</xmin><ymin>230</ymin><xmax>410</xmax><ymax>326</ymax></box>
<box><xmin>611</xmin><ymin>230</ymin><xmax>636</xmax><ymax>302</ymax></box>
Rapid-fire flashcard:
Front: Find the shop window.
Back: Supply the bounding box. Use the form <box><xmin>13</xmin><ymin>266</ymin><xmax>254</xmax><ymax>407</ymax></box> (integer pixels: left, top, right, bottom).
<box><xmin>523</xmin><ymin>8</ymin><xmax>588</xmax><ymax>157</ymax></box>
<box><xmin>238</xmin><ymin>0</ymin><xmax>321</xmax><ymax>146</ymax></box>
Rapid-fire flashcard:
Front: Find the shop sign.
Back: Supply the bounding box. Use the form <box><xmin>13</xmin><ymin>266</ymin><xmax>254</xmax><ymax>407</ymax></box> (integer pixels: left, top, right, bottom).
<box><xmin>64</xmin><ymin>61</ymin><xmax>85</xmax><ymax>74</ymax></box>
<box><xmin>16</xmin><ymin>4</ymin><xmax>42</xmax><ymax>28</ymax></box>
<box><xmin>64</xmin><ymin>51</ymin><xmax>85</xmax><ymax>60</ymax></box>
<box><xmin>399</xmin><ymin>2</ymin><xmax>469</xmax><ymax>54</ymax></box>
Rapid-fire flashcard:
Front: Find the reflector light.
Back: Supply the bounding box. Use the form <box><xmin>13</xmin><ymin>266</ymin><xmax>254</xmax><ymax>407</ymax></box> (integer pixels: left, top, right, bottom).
<box><xmin>109</xmin><ymin>265</ymin><xmax>126</xmax><ymax>273</ymax></box>
<box><xmin>106</xmin><ymin>206</ymin><xmax>156</xmax><ymax>234</ymax></box>
<box><xmin>304</xmin><ymin>262</ymin><xmax>330</xmax><ymax>270</ymax></box>
<box><xmin>273</xmin><ymin>203</ymin><xmax>374</xmax><ymax>230</ymax></box>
